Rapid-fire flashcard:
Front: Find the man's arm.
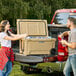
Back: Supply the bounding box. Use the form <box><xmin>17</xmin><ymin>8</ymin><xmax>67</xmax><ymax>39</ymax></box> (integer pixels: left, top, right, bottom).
<box><xmin>59</xmin><ymin>31</ymin><xmax>70</xmax><ymax>38</ymax></box>
<box><xmin>61</xmin><ymin>31</ymin><xmax>76</xmax><ymax>49</ymax></box>
<box><xmin>61</xmin><ymin>40</ymin><xmax>76</xmax><ymax>49</ymax></box>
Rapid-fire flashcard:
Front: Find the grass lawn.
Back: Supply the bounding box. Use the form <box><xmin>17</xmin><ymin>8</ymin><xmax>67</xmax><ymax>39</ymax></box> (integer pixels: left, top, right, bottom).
<box><xmin>10</xmin><ymin>62</ymin><xmax>64</xmax><ymax>76</ymax></box>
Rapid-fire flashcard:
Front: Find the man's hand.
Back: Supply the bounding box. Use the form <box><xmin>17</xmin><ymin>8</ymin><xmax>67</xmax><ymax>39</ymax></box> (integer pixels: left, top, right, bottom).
<box><xmin>60</xmin><ymin>40</ymin><xmax>67</xmax><ymax>45</ymax></box>
<box><xmin>58</xmin><ymin>34</ymin><xmax>63</xmax><ymax>38</ymax></box>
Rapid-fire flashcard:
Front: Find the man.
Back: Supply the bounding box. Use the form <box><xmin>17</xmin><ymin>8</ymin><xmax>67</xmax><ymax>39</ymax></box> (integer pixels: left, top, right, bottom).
<box><xmin>59</xmin><ymin>17</ymin><xmax>76</xmax><ymax>76</ymax></box>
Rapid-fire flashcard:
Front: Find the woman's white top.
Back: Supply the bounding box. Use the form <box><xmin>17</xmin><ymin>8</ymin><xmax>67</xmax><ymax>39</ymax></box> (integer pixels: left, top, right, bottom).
<box><xmin>0</xmin><ymin>32</ymin><xmax>11</xmax><ymax>47</ymax></box>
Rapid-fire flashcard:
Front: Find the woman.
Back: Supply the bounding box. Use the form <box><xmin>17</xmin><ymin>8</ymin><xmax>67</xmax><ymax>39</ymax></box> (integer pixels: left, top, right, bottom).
<box><xmin>0</xmin><ymin>20</ymin><xmax>27</xmax><ymax>76</ymax></box>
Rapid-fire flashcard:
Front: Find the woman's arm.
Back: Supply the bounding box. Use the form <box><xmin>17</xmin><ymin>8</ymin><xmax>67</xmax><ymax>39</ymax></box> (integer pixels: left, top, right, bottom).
<box><xmin>4</xmin><ymin>33</ymin><xmax>27</xmax><ymax>41</ymax></box>
<box><xmin>9</xmin><ymin>31</ymin><xmax>22</xmax><ymax>37</ymax></box>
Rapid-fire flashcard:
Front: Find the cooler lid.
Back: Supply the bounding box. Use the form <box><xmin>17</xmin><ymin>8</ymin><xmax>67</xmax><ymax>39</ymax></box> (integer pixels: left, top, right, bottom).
<box><xmin>17</xmin><ymin>19</ymin><xmax>48</xmax><ymax>36</ymax></box>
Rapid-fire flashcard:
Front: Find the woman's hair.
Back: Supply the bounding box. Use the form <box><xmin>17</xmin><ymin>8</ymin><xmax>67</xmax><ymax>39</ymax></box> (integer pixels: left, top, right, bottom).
<box><xmin>68</xmin><ymin>17</ymin><xmax>76</xmax><ymax>25</ymax></box>
<box><xmin>0</xmin><ymin>20</ymin><xmax>10</xmax><ymax>36</ymax></box>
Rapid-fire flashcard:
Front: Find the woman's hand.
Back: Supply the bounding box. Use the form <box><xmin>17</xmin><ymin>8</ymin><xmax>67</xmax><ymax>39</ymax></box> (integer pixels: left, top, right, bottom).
<box><xmin>22</xmin><ymin>33</ymin><xmax>28</xmax><ymax>38</ymax></box>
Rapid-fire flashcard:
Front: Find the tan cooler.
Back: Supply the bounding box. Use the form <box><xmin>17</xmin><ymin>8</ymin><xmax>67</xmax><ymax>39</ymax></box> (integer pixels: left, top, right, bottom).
<box><xmin>17</xmin><ymin>19</ymin><xmax>56</xmax><ymax>55</ymax></box>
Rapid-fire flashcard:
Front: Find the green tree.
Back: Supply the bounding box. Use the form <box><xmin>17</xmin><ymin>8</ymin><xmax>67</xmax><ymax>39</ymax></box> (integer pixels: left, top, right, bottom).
<box><xmin>0</xmin><ymin>0</ymin><xmax>29</xmax><ymax>26</ymax></box>
<box><xmin>0</xmin><ymin>0</ymin><xmax>76</xmax><ymax>26</ymax></box>
<box><xmin>27</xmin><ymin>0</ymin><xmax>51</xmax><ymax>23</ymax></box>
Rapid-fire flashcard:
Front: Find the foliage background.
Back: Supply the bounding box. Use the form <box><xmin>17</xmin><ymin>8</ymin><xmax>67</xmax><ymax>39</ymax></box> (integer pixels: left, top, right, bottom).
<box><xmin>0</xmin><ymin>0</ymin><xmax>76</xmax><ymax>26</ymax></box>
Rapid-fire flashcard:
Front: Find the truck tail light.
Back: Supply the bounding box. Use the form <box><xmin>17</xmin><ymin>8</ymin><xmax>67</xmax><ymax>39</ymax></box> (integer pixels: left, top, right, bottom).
<box><xmin>58</xmin><ymin>52</ymin><xmax>64</xmax><ymax>56</ymax></box>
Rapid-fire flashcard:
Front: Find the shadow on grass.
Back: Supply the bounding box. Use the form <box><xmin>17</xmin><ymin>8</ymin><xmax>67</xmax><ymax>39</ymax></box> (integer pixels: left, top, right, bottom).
<box><xmin>10</xmin><ymin>63</ymin><xmax>64</xmax><ymax>76</ymax></box>
<box><xmin>9</xmin><ymin>61</ymin><xmax>67</xmax><ymax>76</ymax></box>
